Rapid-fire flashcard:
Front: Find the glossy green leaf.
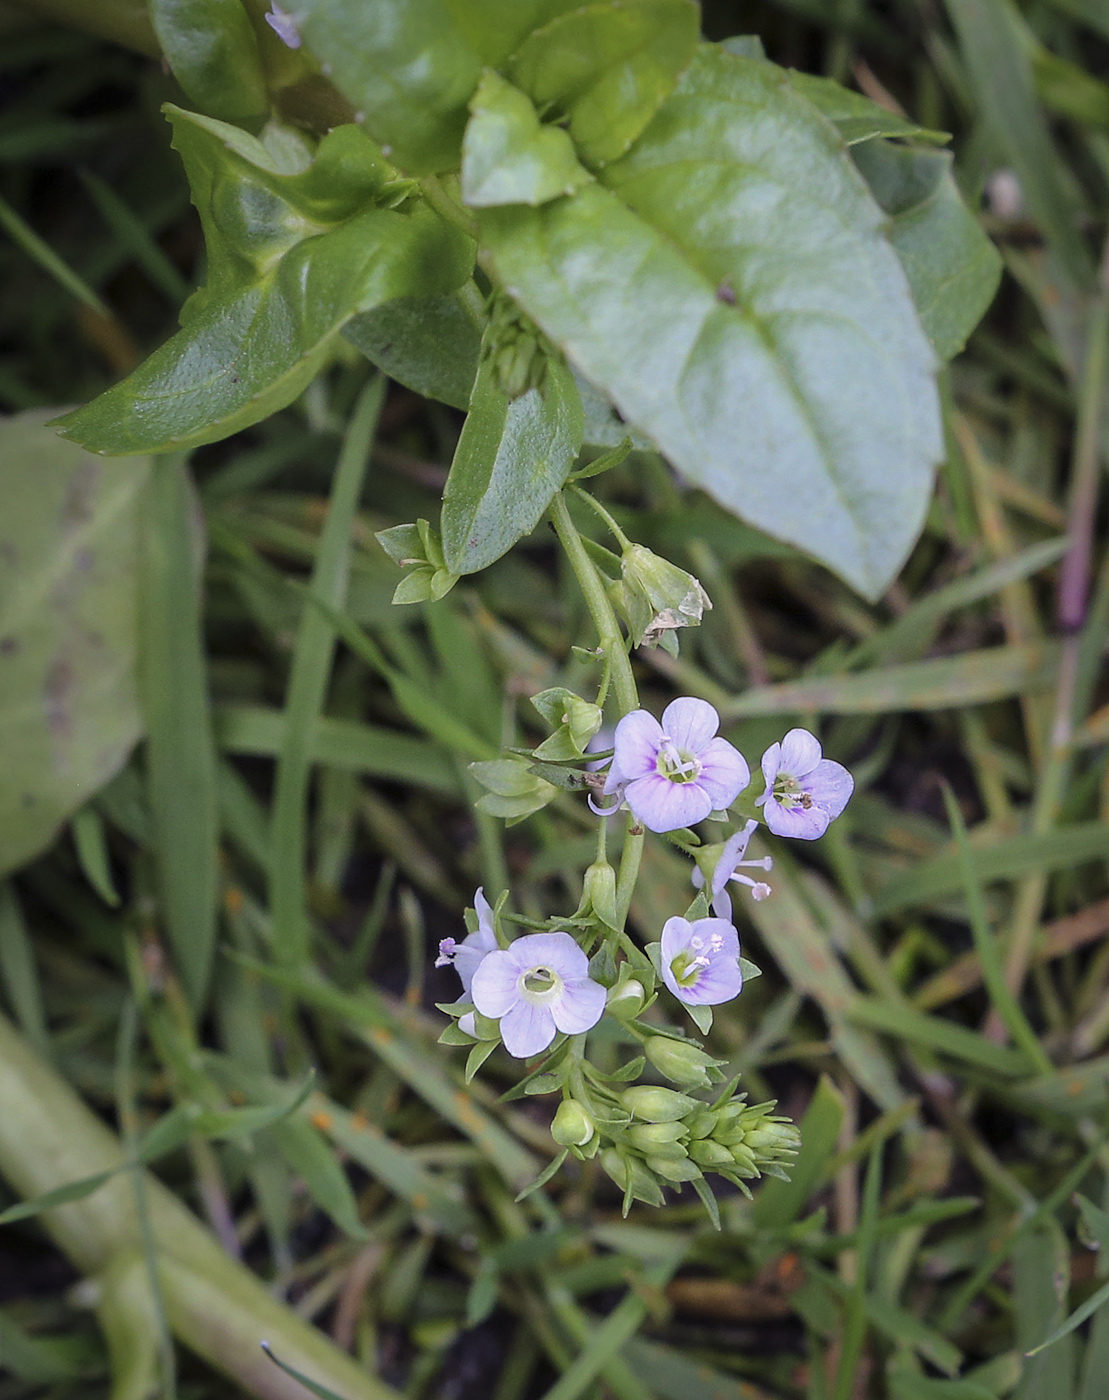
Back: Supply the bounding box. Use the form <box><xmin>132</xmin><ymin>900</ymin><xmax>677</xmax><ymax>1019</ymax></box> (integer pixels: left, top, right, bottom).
<box><xmin>852</xmin><ymin>140</ymin><xmax>1001</xmax><ymax>360</ymax></box>
<box><xmin>344</xmin><ymin>286</ymin><xmax>485</xmax><ymax>408</ymax></box>
<box><xmin>0</xmin><ymin>410</ymin><xmax>147</xmax><ymax>877</ymax></box>
<box><xmin>291</xmin><ymin>0</ymin><xmax>483</xmax><ymax>172</ymax></box>
<box><xmin>150</xmin><ymin>0</ymin><xmax>268</xmax><ymax>127</ymax></box>
<box><xmin>789</xmin><ymin>69</ymin><xmax>949</xmax><ymax>146</ymax></box>
<box><xmin>56</xmin><ymin>109</ymin><xmax>473</xmax><ymax>455</ymax></box>
<box><xmin>461</xmin><ymin>70</ymin><xmax>592</xmax><ymax>207</ymax></box>
<box><xmin>481</xmin><ymin>47</ymin><xmax>942</xmax><ymax>597</ymax></box>
<box><xmin>441</xmin><ymin>326</ymin><xmax>583</xmax><ymax>574</ymax></box>
<box><xmin>508</xmin><ymin>0</ymin><xmax>700</xmax><ymax>165</ymax></box>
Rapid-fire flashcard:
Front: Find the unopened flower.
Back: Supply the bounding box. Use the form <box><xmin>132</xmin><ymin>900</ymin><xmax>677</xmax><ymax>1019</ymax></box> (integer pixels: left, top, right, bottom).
<box><xmin>603</xmin><ymin>698</ymin><xmax>749</xmax><ymax>833</ymax></box>
<box><xmin>758</xmin><ymin>729</ymin><xmax>853</xmax><ymax>839</ymax></box>
<box><xmin>436</xmin><ymin>887</ymin><xmax>497</xmax><ymax>994</ymax></box>
<box><xmin>264</xmin><ymin>2</ymin><xmax>301</xmax><ymax>47</ymax></box>
<box><xmin>470</xmin><ymin>932</ymin><xmax>606</xmax><ymax>1058</ymax></box>
<box><xmin>660</xmin><ymin>916</ymin><xmax>742</xmax><ymax>1006</ymax></box>
<box><xmin>692</xmin><ymin>820</ymin><xmax>773</xmax><ymax>915</ymax></box>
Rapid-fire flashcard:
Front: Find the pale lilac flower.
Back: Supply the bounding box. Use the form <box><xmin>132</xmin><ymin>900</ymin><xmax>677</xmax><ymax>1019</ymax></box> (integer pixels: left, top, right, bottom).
<box><xmin>660</xmin><ymin>916</ymin><xmax>743</xmax><ymax>1006</ymax></box>
<box><xmin>471</xmin><ymin>932</ymin><xmax>606</xmax><ymax>1058</ymax></box>
<box><xmin>758</xmin><ymin>729</ymin><xmax>853</xmax><ymax>839</ymax></box>
<box><xmin>603</xmin><ymin>698</ymin><xmax>749</xmax><ymax>833</ymax></box>
<box><xmin>692</xmin><ymin>820</ymin><xmax>773</xmax><ymax>917</ymax></box>
<box><xmin>265</xmin><ymin>2</ymin><xmax>302</xmax><ymax>47</ymax></box>
<box><xmin>436</xmin><ymin>887</ymin><xmax>497</xmax><ymax>994</ymax></box>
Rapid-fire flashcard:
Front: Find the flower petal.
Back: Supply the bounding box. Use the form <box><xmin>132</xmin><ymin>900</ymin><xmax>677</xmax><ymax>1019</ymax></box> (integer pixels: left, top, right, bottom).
<box><xmin>777</xmin><ymin>728</ymin><xmax>822</xmax><ymax>777</ymax></box>
<box><xmin>500</xmin><ymin>1001</ymin><xmax>557</xmax><ymax>1058</ymax></box>
<box><xmin>763</xmin><ymin>799</ymin><xmax>831</xmax><ymax>840</ymax></box>
<box><xmin>551</xmin><ymin>977</ymin><xmax>607</xmax><ymax>1035</ymax></box>
<box><xmin>607</xmin><ymin>709</ymin><xmax>663</xmax><ymax>790</ymax></box>
<box><xmin>660</xmin><ymin>915</ymin><xmax>694</xmax><ymax>964</ymax></box>
<box><xmin>505</xmin><ymin>931</ymin><xmax>589</xmax><ymax>979</ymax></box>
<box><xmin>625</xmin><ymin>773</ymin><xmax>713</xmax><ymax>832</ymax></box>
<box><xmin>696</xmin><ymin>738</ymin><xmax>750</xmax><ymax>809</ymax></box>
<box><xmin>807</xmin><ymin>759</ymin><xmax>854</xmax><ymax>820</ymax></box>
<box><xmin>760</xmin><ymin>740</ymin><xmax>782</xmax><ymax>790</ymax></box>
<box><xmin>471</xmin><ymin>950</ymin><xmax>521</xmax><ymax>1017</ymax></box>
<box><xmin>474</xmin><ymin>887</ymin><xmax>497</xmax><ymax>947</ymax></box>
<box><xmin>452</xmin><ymin>937</ymin><xmax>492</xmax><ymax>993</ymax></box>
<box><xmin>680</xmin><ymin>958</ymin><xmax>743</xmax><ymax>1005</ymax></box>
<box><xmin>661</xmin><ymin>697</ymin><xmax>719</xmax><ymax>754</ymax></box>
<box><xmin>711</xmin><ymin>821</ymin><xmax>758</xmax><ymax>896</ymax></box>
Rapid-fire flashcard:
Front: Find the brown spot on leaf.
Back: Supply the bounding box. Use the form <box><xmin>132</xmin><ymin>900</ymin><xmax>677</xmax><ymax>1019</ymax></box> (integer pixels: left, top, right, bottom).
<box><xmin>61</xmin><ymin>461</ymin><xmax>100</xmax><ymax>531</ymax></box>
<box><xmin>0</xmin><ymin>637</ymin><xmax>18</xmax><ymax>656</ymax></box>
<box><xmin>43</xmin><ymin>656</ymin><xmax>74</xmax><ymax>741</ymax></box>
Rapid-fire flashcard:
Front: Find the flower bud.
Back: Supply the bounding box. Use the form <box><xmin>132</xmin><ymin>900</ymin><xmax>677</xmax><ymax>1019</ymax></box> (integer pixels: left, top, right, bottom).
<box><xmin>684</xmin><ymin>1109</ymin><xmax>719</xmax><ymax>1141</ymax></box>
<box><xmin>643</xmin><ymin>1036</ymin><xmax>720</xmax><ymax>1090</ymax></box>
<box><xmin>532</xmin><ymin>688</ymin><xmax>604</xmax><ymax>761</ymax></box>
<box><xmin>647</xmin><ymin>1155</ymin><xmax>702</xmax><ymax>1183</ymax></box>
<box><xmin>581</xmin><ymin>860</ymin><xmax>619</xmax><ymax>929</ymax></box>
<box><xmin>626</xmin><ymin>1121</ymin><xmax>687</xmax><ymax>1152</ymax></box>
<box><xmin>551</xmin><ymin>1099</ymin><xmax>595</xmax><ymax>1148</ymax></box>
<box><xmin>729</xmin><ymin>1142</ymin><xmax>759</xmax><ymax>1175</ymax></box>
<box><xmin>621</xmin><ymin>1086</ymin><xmax>699</xmax><ymax>1123</ymax></box>
<box><xmin>600</xmin><ymin>1148</ymin><xmax>665</xmax><ymax>1207</ymax></box>
<box><xmin>688</xmin><ymin>1138</ymin><xmax>737</xmax><ymax>1169</ymax></box>
<box><xmin>606</xmin><ymin>978</ymin><xmax>646</xmax><ymax>1019</ymax></box>
<box><xmin>614</xmin><ymin>544</ymin><xmax>711</xmax><ymax>654</ymax></box>
<box><xmin>744</xmin><ymin>1120</ymin><xmax>801</xmax><ymax>1158</ymax></box>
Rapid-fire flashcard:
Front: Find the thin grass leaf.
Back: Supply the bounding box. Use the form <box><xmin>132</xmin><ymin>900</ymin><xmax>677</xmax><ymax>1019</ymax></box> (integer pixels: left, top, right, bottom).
<box><xmin>846</xmin><ymin>997</ymin><xmax>1033</xmax><ymax>1075</ymax></box>
<box><xmin>78</xmin><ymin>169</ymin><xmax>191</xmax><ymax>305</ymax></box>
<box><xmin>753</xmin><ymin>1076</ymin><xmax>844</xmax><ymax>1229</ymax></box>
<box><xmin>0</xmin><ymin>190</ymin><xmax>109</xmax><ymax>314</ymax></box>
<box><xmin>261</xmin><ymin>1343</ymin><xmax>351</xmax><ymax>1400</ymax></box>
<box><xmin>70</xmin><ymin>804</ymin><xmax>120</xmax><ymax>907</ymax></box>
<box><xmin>139</xmin><ymin>455</ymin><xmax>219</xmax><ymax>1011</ymax></box>
<box><xmin>0</xmin><ymin>882</ymin><xmax>48</xmax><ymax>1057</ymax></box>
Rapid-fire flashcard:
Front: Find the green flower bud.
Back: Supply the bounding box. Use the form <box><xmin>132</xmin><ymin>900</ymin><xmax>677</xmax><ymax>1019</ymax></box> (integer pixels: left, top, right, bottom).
<box><xmin>647</xmin><ymin>1155</ymin><xmax>702</xmax><ymax>1183</ymax></box>
<box><xmin>626</xmin><ymin>1121</ymin><xmax>688</xmax><ymax>1152</ymax></box>
<box><xmin>688</xmin><ymin>1138</ymin><xmax>737</xmax><ymax>1169</ymax></box>
<box><xmin>551</xmin><ymin>1099</ymin><xmax>595</xmax><ymax>1148</ymax></box>
<box><xmin>375</xmin><ymin>520</ymin><xmax>458</xmax><ymax>604</ymax></box>
<box><xmin>643</xmin><ymin>1036</ymin><xmax>720</xmax><ymax>1090</ymax></box>
<box><xmin>606</xmin><ymin>978</ymin><xmax>646</xmax><ymax>1019</ymax></box>
<box><xmin>532</xmin><ymin>688</ymin><xmax>604</xmax><ymax>761</ymax></box>
<box><xmin>613</xmin><ymin>543</ymin><xmax>711</xmax><ymax>654</ymax></box>
<box><xmin>729</xmin><ymin>1143</ymin><xmax>759</xmax><ymax>1175</ymax></box>
<box><xmin>685</xmin><ymin>1109</ymin><xmax>719</xmax><ymax>1140</ymax></box>
<box><xmin>581</xmin><ymin>860</ymin><xmax>619</xmax><ymax>929</ymax></box>
<box><xmin>600</xmin><ymin>1149</ymin><xmax>665</xmax><ymax>1207</ymax></box>
<box><xmin>743</xmin><ymin>1120</ymin><xmax>801</xmax><ymax>1157</ymax></box>
<box><xmin>621</xmin><ymin>1087</ymin><xmax>699</xmax><ymax>1123</ymax></box>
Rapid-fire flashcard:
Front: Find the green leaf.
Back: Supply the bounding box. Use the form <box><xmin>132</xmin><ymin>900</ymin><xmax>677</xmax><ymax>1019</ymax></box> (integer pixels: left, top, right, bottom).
<box><xmin>139</xmin><ymin>457</ymin><xmax>219</xmax><ymax>1010</ymax></box>
<box><xmin>150</xmin><ymin>0</ymin><xmax>268</xmax><ymax>127</ymax></box>
<box><xmin>0</xmin><ymin>410</ymin><xmax>147</xmax><ymax>877</ymax></box>
<box><xmin>261</xmin><ymin>1344</ymin><xmax>352</xmax><ymax>1400</ymax></box>
<box><xmin>271</xmin><ymin>1117</ymin><xmax>368</xmax><ymax>1239</ymax></box>
<box><xmin>440</xmin><ymin>325</ymin><xmax>583</xmax><ymax>574</ymax></box>
<box><xmin>461</xmin><ymin>69</ymin><xmax>592</xmax><ymax>208</ymax></box>
<box><xmin>0</xmin><ymin>1168</ymin><xmax>119</xmax><ymax>1226</ymax></box>
<box><xmin>508</xmin><ymin>0</ymin><xmax>700</xmax><ymax>165</ymax></box>
<box><xmin>481</xmin><ymin>47</ymin><xmax>942</xmax><ymax>598</ymax></box>
<box><xmin>344</xmin><ymin>287</ymin><xmax>485</xmax><ymax>408</ymax></box>
<box><xmin>852</xmin><ymin>140</ymin><xmax>1001</xmax><ymax>360</ymax></box>
<box><xmin>56</xmin><ymin>111</ymin><xmax>473</xmax><ymax>455</ymax></box>
<box><xmin>789</xmin><ymin>69</ymin><xmax>950</xmax><ymax>146</ymax></box>
<box><xmin>752</xmin><ymin>1075</ymin><xmax>844</xmax><ymax>1229</ymax></box>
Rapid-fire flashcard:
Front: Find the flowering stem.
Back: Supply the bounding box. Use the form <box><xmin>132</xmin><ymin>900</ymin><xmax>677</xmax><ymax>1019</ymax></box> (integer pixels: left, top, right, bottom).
<box><xmin>548</xmin><ymin>492</ymin><xmax>643</xmax><ymax>930</ymax></box>
<box><xmin>570</xmin><ymin>484</ymin><xmax>633</xmax><ymax>552</ymax></box>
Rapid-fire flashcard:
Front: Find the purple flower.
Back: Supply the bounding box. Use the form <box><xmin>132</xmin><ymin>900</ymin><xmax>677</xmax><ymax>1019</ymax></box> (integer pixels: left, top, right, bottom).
<box><xmin>436</xmin><ymin>888</ymin><xmax>498</xmax><ymax>995</ymax></box>
<box><xmin>603</xmin><ymin>698</ymin><xmax>750</xmax><ymax>833</ymax></box>
<box><xmin>470</xmin><ymin>932</ymin><xmax>606</xmax><ymax>1058</ymax></box>
<box><xmin>264</xmin><ymin>2</ymin><xmax>302</xmax><ymax>47</ymax></box>
<box><xmin>758</xmin><ymin>729</ymin><xmax>853</xmax><ymax>839</ymax></box>
<box><xmin>692</xmin><ymin>820</ymin><xmax>773</xmax><ymax>917</ymax></box>
<box><xmin>660</xmin><ymin>916</ymin><xmax>743</xmax><ymax>1006</ymax></box>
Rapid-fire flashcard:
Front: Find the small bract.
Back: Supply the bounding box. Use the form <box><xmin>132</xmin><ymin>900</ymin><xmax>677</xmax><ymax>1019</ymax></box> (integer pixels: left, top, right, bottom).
<box><xmin>471</xmin><ymin>931</ymin><xmax>606</xmax><ymax>1058</ymax></box>
<box><xmin>660</xmin><ymin>916</ymin><xmax>743</xmax><ymax>1006</ymax></box>
<box><xmin>758</xmin><ymin>729</ymin><xmax>853</xmax><ymax>839</ymax></box>
<box><xmin>604</xmin><ymin>697</ymin><xmax>749</xmax><ymax>833</ymax></box>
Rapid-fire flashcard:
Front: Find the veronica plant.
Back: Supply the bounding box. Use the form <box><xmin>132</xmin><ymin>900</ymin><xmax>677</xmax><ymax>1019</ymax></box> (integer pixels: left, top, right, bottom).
<box><xmin>54</xmin><ymin>0</ymin><xmax>1000</xmax><ymax>1219</ymax></box>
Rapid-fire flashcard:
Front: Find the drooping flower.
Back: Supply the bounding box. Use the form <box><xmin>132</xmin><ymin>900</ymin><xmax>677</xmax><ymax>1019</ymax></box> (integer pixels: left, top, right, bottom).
<box><xmin>436</xmin><ymin>888</ymin><xmax>498</xmax><ymax>995</ymax></box>
<box><xmin>692</xmin><ymin>820</ymin><xmax>773</xmax><ymax>916</ymax></box>
<box><xmin>603</xmin><ymin>697</ymin><xmax>749</xmax><ymax>833</ymax></box>
<box><xmin>470</xmin><ymin>932</ymin><xmax>606</xmax><ymax>1058</ymax></box>
<box><xmin>758</xmin><ymin>729</ymin><xmax>853</xmax><ymax>840</ymax></box>
<box><xmin>264</xmin><ymin>2</ymin><xmax>302</xmax><ymax>47</ymax></box>
<box><xmin>612</xmin><ymin>544</ymin><xmax>711</xmax><ymax>654</ymax></box>
<box><xmin>659</xmin><ymin>916</ymin><xmax>743</xmax><ymax>1006</ymax></box>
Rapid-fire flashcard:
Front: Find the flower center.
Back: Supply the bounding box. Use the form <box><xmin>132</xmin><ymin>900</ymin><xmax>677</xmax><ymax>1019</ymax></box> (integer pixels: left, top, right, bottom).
<box><xmin>656</xmin><ymin>736</ymin><xmax>701</xmax><ymax>784</ymax></box>
<box><xmin>519</xmin><ymin>965</ymin><xmax>564</xmax><ymax>1005</ymax></box>
<box><xmin>772</xmin><ymin>774</ymin><xmax>813</xmax><ymax>810</ymax></box>
<box><xmin>669</xmin><ymin>931</ymin><xmax>724</xmax><ymax>988</ymax></box>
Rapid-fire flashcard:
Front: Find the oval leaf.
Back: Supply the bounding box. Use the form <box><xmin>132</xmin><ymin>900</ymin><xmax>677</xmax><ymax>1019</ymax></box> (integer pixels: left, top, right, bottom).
<box><xmin>441</xmin><ymin>335</ymin><xmax>583</xmax><ymax>574</ymax></box>
<box><xmin>344</xmin><ymin>288</ymin><xmax>485</xmax><ymax>409</ymax></box>
<box><xmin>480</xmin><ymin>46</ymin><xmax>943</xmax><ymax>597</ymax></box>
<box><xmin>151</xmin><ymin>0</ymin><xmax>269</xmax><ymax>127</ymax></box>
<box><xmin>0</xmin><ymin>410</ymin><xmax>147</xmax><ymax>877</ymax></box>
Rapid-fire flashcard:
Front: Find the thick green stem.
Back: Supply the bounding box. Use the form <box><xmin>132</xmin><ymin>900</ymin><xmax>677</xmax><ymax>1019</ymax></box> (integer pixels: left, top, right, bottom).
<box><xmin>0</xmin><ymin>1012</ymin><xmax>397</xmax><ymax>1400</ymax></box>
